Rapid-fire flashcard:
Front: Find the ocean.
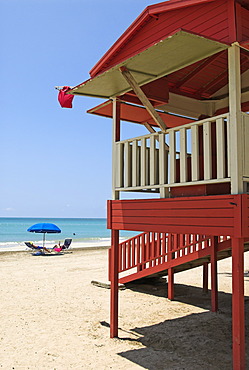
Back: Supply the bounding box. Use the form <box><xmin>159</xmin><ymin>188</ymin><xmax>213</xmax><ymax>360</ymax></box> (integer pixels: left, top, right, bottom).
<box><xmin>0</xmin><ymin>217</ymin><xmax>136</xmax><ymax>251</ymax></box>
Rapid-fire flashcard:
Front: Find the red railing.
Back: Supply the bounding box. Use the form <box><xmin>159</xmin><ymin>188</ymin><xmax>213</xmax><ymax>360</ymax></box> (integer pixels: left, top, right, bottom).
<box><xmin>109</xmin><ymin>232</ymin><xmax>230</xmax><ymax>282</ymax></box>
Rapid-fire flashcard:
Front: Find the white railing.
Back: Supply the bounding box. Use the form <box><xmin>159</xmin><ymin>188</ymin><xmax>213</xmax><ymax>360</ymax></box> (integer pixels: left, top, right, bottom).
<box><xmin>114</xmin><ymin>113</ymin><xmax>231</xmax><ymax>195</ymax></box>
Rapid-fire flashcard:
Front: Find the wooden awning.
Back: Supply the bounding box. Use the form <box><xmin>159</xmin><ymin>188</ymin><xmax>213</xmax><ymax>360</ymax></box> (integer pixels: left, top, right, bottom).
<box><xmin>69</xmin><ymin>30</ymin><xmax>229</xmax><ymax>99</ymax></box>
<box><xmin>87</xmin><ymin>100</ymin><xmax>194</xmax><ymax>128</ymax></box>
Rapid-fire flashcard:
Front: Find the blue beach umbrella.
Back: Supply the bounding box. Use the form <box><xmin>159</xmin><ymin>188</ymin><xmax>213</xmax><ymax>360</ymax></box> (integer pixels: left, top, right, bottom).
<box><xmin>27</xmin><ymin>223</ymin><xmax>61</xmax><ymax>248</ymax></box>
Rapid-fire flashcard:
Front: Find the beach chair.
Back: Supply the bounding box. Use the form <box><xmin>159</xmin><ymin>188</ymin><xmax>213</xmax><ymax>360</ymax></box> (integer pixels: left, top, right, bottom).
<box><xmin>24</xmin><ymin>242</ymin><xmax>51</xmax><ymax>254</ymax></box>
<box><xmin>53</xmin><ymin>239</ymin><xmax>72</xmax><ymax>253</ymax></box>
<box><xmin>62</xmin><ymin>238</ymin><xmax>72</xmax><ymax>250</ymax></box>
<box><xmin>25</xmin><ymin>242</ymin><xmax>43</xmax><ymax>251</ymax></box>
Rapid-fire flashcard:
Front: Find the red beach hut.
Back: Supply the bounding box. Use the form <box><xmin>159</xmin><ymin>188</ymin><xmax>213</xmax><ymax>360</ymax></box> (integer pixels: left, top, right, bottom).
<box><xmin>66</xmin><ymin>0</ymin><xmax>249</xmax><ymax>368</ymax></box>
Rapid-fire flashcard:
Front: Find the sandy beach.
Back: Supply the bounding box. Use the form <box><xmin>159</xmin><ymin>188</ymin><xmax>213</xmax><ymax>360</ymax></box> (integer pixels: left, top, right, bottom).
<box><xmin>0</xmin><ymin>247</ymin><xmax>249</xmax><ymax>369</ymax></box>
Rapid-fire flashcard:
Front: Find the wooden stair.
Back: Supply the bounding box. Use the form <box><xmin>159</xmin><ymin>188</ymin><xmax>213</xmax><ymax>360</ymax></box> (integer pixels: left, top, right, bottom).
<box><xmin>111</xmin><ymin>232</ymin><xmax>249</xmax><ymax>284</ymax></box>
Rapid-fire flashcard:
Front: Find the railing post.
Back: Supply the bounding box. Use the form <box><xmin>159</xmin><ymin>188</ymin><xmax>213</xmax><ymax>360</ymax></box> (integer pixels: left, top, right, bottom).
<box><xmin>216</xmin><ymin>118</ymin><xmax>225</xmax><ymax>179</ymax></box>
<box><xmin>191</xmin><ymin>125</ymin><xmax>199</xmax><ymax>181</ymax></box>
<box><xmin>169</xmin><ymin>131</ymin><xmax>176</xmax><ymax>184</ymax></box>
<box><xmin>180</xmin><ymin>128</ymin><xmax>187</xmax><ymax>182</ymax></box>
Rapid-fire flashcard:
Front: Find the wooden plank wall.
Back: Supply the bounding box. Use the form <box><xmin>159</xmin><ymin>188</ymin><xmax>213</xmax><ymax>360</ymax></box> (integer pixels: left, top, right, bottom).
<box><xmin>107</xmin><ymin>194</ymin><xmax>249</xmax><ymax>237</ymax></box>
<box><xmin>93</xmin><ymin>0</ymin><xmax>229</xmax><ymax>77</ymax></box>
<box><xmin>241</xmin><ymin>6</ymin><xmax>249</xmax><ymax>41</ymax></box>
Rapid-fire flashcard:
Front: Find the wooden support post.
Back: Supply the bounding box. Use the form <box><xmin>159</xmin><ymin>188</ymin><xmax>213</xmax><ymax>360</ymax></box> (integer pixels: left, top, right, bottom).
<box><xmin>168</xmin><ymin>268</ymin><xmax>174</xmax><ymax>300</ymax></box>
<box><xmin>211</xmin><ymin>236</ymin><xmax>218</xmax><ymax>312</ymax></box>
<box><xmin>110</xmin><ymin>229</ymin><xmax>119</xmax><ymax>338</ymax></box>
<box><xmin>112</xmin><ymin>98</ymin><xmax>121</xmax><ymax>200</ymax></box>
<box><xmin>203</xmin><ymin>262</ymin><xmax>209</xmax><ymax>294</ymax></box>
<box><xmin>232</xmin><ymin>237</ymin><xmax>245</xmax><ymax>370</ymax></box>
<box><xmin>119</xmin><ymin>67</ymin><xmax>167</xmax><ymax>132</ymax></box>
<box><xmin>228</xmin><ymin>44</ymin><xmax>243</xmax><ymax>194</ymax></box>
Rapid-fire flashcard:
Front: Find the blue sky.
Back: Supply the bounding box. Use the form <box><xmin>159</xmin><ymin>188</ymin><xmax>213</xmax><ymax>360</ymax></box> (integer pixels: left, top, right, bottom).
<box><xmin>0</xmin><ymin>0</ymin><xmax>160</xmax><ymax>218</ymax></box>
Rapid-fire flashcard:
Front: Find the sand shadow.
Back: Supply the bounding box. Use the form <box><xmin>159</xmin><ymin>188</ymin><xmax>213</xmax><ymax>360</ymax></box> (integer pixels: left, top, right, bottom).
<box><xmin>117</xmin><ymin>299</ymin><xmax>249</xmax><ymax>369</ymax></box>
<box><xmin>125</xmin><ymin>276</ymin><xmax>249</xmax><ymax>311</ymax></box>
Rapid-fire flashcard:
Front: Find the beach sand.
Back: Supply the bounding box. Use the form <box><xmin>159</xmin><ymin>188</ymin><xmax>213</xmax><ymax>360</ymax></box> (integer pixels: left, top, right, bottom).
<box><xmin>0</xmin><ymin>247</ymin><xmax>249</xmax><ymax>369</ymax></box>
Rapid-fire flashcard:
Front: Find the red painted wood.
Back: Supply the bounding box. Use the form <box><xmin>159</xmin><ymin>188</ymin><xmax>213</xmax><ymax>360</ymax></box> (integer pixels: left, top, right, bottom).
<box><xmin>168</xmin><ymin>268</ymin><xmax>174</xmax><ymax>300</ymax></box>
<box><xmin>211</xmin><ymin>236</ymin><xmax>218</xmax><ymax>312</ymax></box>
<box><xmin>203</xmin><ymin>262</ymin><xmax>209</xmax><ymax>293</ymax></box>
<box><xmin>236</xmin><ymin>2</ymin><xmax>242</xmax><ymax>41</ymax></box>
<box><xmin>88</xmin><ymin>100</ymin><xmax>193</xmax><ymax>128</ymax></box>
<box><xmin>110</xmin><ymin>230</ymin><xmax>119</xmax><ymax>338</ymax></box>
<box><xmin>118</xmin><ymin>233</ymin><xmax>237</xmax><ymax>284</ymax></box>
<box><xmin>232</xmin><ymin>237</ymin><xmax>245</xmax><ymax>370</ymax></box>
<box><xmin>107</xmin><ymin>200</ymin><xmax>112</xmax><ymax>230</ymax></box>
<box><xmin>241</xmin><ymin>7</ymin><xmax>249</xmax><ymax>40</ymax></box>
<box><xmin>91</xmin><ymin>0</ymin><xmax>229</xmax><ymax>78</ymax></box>
<box><xmin>109</xmin><ymin>195</ymin><xmax>249</xmax><ymax>237</ymax></box>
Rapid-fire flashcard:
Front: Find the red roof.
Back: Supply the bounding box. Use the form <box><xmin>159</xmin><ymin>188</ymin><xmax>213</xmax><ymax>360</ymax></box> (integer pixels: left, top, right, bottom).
<box><xmin>90</xmin><ymin>0</ymin><xmax>249</xmax><ymax>79</ymax></box>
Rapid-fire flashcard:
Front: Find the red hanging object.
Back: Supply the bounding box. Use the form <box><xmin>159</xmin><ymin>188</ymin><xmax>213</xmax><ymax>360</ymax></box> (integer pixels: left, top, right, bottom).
<box><xmin>58</xmin><ymin>86</ymin><xmax>74</xmax><ymax>108</ymax></box>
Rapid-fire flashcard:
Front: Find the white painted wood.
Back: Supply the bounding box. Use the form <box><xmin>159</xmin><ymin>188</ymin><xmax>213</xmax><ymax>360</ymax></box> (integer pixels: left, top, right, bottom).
<box><xmin>117</xmin><ymin>177</ymin><xmax>230</xmax><ymax>192</ymax></box>
<box><xmin>116</xmin><ymin>143</ymin><xmax>124</xmax><ymax>188</ymax></box>
<box><xmin>180</xmin><ymin>128</ymin><xmax>187</xmax><ymax>182</ymax></box>
<box><xmin>159</xmin><ymin>133</ymin><xmax>166</xmax><ymax>185</ymax></box>
<box><xmin>124</xmin><ymin>142</ymin><xmax>132</xmax><ymax>188</ymax></box>
<box><xmin>226</xmin><ymin>116</ymin><xmax>231</xmax><ymax>178</ymax></box>
<box><xmin>228</xmin><ymin>44</ymin><xmax>243</xmax><ymax>194</ymax></box>
<box><xmin>120</xmin><ymin>67</ymin><xmax>167</xmax><ymax>132</ymax></box>
<box><xmin>191</xmin><ymin>125</ymin><xmax>199</xmax><ymax>181</ymax></box>
<box><xmin>140</xmin><ymin>138</ymin><xmax>146</xmax><ymax>186</ymax></box>
<box><xmin>112</xmin><ymin>98</ymin><xmax>120</xmax><ymax>200</ymax></box>
<box><xmin>132</xmin><ymin>140</ymin><xmax>138</xmax><ymax>187</ymax></box>
<box><xmin>203</xmin><ymin>121</ymin><xmax>212</xmax><ymax>180</ymax></box>
<box><xmin>216</xmin><ymin>118</ymin><xmax>225</xmax><ymax>179</ymax></box>
<box><xmin>243</xmin><ymin>113</ymin><xmax>249</xmax><ymax>177</ymax></box>
<box><xmin>150</xmin><ymin>136</ymin><xmax>156</xmax><ymax>185</ymax></box>
<box><xmin>169</xmin><ymin>131</ymin><xmax>176</xmax><ymax>183</ymax></box>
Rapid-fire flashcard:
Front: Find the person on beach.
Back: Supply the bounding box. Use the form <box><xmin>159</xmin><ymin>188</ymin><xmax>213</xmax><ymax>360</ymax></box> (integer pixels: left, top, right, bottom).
<box><xmin>29</xmin><ymin>242</ymin><xmax>51</xmax><ymax>253</ymax></box>
<box><xmin>52</xmin><ymin>242</ymin><xmax>63</xmax><ymax>252</ymax></box>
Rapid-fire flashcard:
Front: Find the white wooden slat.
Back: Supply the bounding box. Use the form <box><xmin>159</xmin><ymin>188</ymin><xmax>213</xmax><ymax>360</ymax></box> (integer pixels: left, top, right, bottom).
<box><xmin>226</xmin><ymin>117</ymin><xmax>231</xmax><ymax>178</ymax></box>
<box><xmin>191</xmin><ymin>125</ymin><xmax>199</xmax><ymax>181</ymax></box>
<box><xmin>150</xmin><ymin>136</ymin><xmax>156</xmax><ymax>185</ymax></box>
<box><xmin>169</xmin><ymin>131</ymin><xmax>176</xmax><ymax>184</ymax></box>
<box><xmin>132</xmin><ymin>140</ymin><xmax>138</xmax><ymax>187</ymax></box>
<box><xmin>116</xmin><ymin>143</ymin><xmax>124</xmax><ymax>187</ymax></box>
<box><xmin>124</xmin><ymin>142</ymin><xmax>132</xmax><ymax>187</ymax></box>
<box><xmin>203</xmin><ymin>121</ymin><xmax>212</xmax><ymax>180</ymax></box>
<box><xmin>140</xmin><ymin>138</ymin><xmax>146</xmax><ymax>186</ymax></box>
<box><xmin>180</xmin><ymin>128</ymin><xmax>187</xmax><ymax>183</ymax></box>
<box><xmin>216</xmin><ymin>118</ymin><xmax>225</xmax><ymax>179</ymax></box>
<box><xmin>159</xmin><ymin>133</ymin><xmax>166</xmax><ymax>185</ymax></box>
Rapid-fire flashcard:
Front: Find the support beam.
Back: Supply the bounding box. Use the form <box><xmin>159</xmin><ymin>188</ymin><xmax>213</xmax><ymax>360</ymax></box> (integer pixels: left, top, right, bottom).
<box><xmin>110</xmin><ymin>229</ymin><xmax>119</xmax><ymax>338</ymax></box>
<box><xmin>211</xmin><ymin>236</ymin><xmax>218</xmax><ymax>312</ymax></box>
<box><xmin>144</xmin><ymin>122</ymin><xmax>169</xmax><ymax>150</ymax></box>
<box><xmin>112</xmin><ymin>98</ymin><xmax>121</xmax><ymax>200</ymax></box>
<box><xmin>228</xmin><ymin>44</ymin><xmax>243</xmax><ymax>194</ymax></box>
<box><xmin>232</xmin><ymin>237</ymin><xmax>245</xmax><ymax>370</ymax></box>
<box><xmin>203</xmin><ymin>262</ymin><xmax>209</xmax><ymax>294</ymax></box>
<box><xmin>168</xmin><ymin>268</ymin><xmax>174</xmax><ymax>300</ymax></box>
<box><xmin>119</xmin><ymin>67</ymin><xmax>167</xmax><ymax>132</ymax></box>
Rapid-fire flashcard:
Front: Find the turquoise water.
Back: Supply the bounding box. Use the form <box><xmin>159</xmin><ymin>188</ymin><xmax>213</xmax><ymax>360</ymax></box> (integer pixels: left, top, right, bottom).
<box><xmin>0</xmin><ymin>217</ymin><xmax>136</xmax><ymax>250</ymax></box>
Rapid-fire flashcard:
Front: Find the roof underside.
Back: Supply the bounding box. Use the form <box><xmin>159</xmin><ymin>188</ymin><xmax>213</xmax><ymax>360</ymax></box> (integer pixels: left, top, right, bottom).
<box><xmin>87</xmin><ymin>100</ymin><xmax>194</xmax><ymax>127</ymax></box>
<box><xmin>69</xmin><ymin>30</ymin><xmax>229</xmax><ymax>99</ymax></box>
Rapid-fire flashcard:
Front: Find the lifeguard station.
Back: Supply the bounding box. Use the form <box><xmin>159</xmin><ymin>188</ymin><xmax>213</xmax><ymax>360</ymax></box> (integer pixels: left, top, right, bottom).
<box><xmin>67</xmin><ymin>0</ymin><xmax>249</xmax><ymax>368</ymax></box>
